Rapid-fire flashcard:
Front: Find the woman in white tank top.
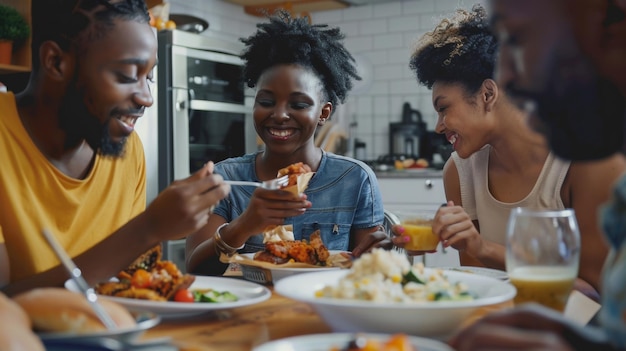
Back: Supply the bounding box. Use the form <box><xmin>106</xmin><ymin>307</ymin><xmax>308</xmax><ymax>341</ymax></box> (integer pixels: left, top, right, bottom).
<box><xmin>395</xmin><ymin>5</ymin><xmax>625</xmax><ymax>297</ymax></box>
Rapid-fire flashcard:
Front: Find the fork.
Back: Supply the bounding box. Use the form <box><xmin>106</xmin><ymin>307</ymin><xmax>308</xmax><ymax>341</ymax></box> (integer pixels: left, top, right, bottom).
<box><xmin>225</xmin><ymin>175</ymin><xmax>289</xmax><ymax>190</ymax></box>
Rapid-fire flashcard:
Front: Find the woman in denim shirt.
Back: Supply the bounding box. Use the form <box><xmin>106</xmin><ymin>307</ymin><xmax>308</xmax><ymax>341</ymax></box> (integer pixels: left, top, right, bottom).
<box><xmin>185</xmin><ymin>10</ymin><xmax>387</xmax><ymax>275</ymax></box>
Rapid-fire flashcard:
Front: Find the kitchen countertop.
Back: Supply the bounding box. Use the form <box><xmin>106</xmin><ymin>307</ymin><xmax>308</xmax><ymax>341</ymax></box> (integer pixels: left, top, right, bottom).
<box><xmin>375</xmin><ymin>168</ymin><xmax>443</xmax><ymax>179</ymax></box>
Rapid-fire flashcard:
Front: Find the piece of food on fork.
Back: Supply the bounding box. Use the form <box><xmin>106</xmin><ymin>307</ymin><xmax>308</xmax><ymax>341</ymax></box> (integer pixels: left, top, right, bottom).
<box><xmin>276</xmin><ymin>162</ymin><xmax>314</xmax><ymax>195</ymax></box>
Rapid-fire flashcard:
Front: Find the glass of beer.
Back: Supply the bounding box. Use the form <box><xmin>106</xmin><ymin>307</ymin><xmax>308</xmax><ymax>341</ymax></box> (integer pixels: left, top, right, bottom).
<box><xmin>506</xmin><ymin>207</ymin><xmax>580</xmax><ymax>312</ymax></box>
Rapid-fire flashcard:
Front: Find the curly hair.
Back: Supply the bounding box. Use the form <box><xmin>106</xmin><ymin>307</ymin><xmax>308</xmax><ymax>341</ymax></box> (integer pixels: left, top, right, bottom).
<box><xmin>409</xmin><ymin>4</ymin><xmax>497</xmax><ymax>95</ymax></box>
<box><xmin>240</xmin><ymin>10</ymin><xmax>360</xmax><ymax>112</ymax></box>
<box><xmin>31</xmin><ymin>0</ymin><xmax>149</xmax><ymax>72</ymax></box>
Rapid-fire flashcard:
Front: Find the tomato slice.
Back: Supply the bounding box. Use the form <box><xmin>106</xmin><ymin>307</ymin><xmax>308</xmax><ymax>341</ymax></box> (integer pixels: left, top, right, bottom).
<box><xmin>130</xmin><ymin>269</ymin><xmax>153</xmax><ymax>289</ymax></box>
<box><xmin>173</xmin><ymin>288</ymin><xmax>195</xmax><ymax>303</ymax></box>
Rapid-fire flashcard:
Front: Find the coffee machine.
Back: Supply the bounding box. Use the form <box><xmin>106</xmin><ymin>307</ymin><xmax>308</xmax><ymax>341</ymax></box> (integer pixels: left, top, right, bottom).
<box><xmin>389</xmin><ymin>102</ymin><xmax>426</xmax><ymax>159</ymax></box>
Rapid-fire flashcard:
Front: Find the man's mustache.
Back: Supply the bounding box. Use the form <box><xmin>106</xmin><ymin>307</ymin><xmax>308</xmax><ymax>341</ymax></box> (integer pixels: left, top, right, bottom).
<box><xmin>111</xmin><ymin>106</ymin><xmax>145</xmax><ymax>117</ymax></box>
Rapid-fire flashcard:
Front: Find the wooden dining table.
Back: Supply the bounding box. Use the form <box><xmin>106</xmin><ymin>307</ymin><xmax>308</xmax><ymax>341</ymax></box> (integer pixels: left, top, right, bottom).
<box><xmin>140</xmin><ymin>282</ymin><xmax>514</xmax><ymax>351</ymax></box>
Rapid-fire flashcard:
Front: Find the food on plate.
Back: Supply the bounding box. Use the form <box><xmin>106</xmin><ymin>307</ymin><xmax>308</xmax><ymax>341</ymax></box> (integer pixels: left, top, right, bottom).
<box><xmin>316</xmin><ymin>249</ymin><xmax>475</xmax><ymax>303</ymax></box>
<box><xmin>13</xmin><ymin>288</ymin><xmax>136</xmax><ymax>334</ymax></box>
<box><xmin>191</xmin><ymin>288</ymin><xmax>238</xmax><ymax>303</ymax></box>
<box><xmin>96</xmin><ymin>245</ymin><xmax>195</xmax><ymax>302</ymax></box>
<box><xmin>254</xmin><ymin>230</ymin><xmax>330</xmax><ymax>265</ymax></box>
<box><xmin>117</xmin><ymin>245</ymin><xmax>162</xmax><ymax>281</ymax></box>
<box><xmin>331</xmin><ymin>334</ymin><xmax>416</xmax><ymax>351</ymax></box>
<box><xmin>172</xmin><ymin>287</ymin><xmax>238</xmax><ymax>303</ymax></box>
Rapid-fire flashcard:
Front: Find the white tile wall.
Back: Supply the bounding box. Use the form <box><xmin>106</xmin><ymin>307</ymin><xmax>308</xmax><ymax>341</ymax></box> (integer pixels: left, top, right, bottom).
<box><xmin>166</xmin><ymin>0</ymin><xmax>487</xmax><ymax>160</ymax></box>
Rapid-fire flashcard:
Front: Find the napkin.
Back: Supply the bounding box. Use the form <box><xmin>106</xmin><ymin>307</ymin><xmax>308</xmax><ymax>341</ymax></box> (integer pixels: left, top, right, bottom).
<box><xmin>563</xmin><ymin>290</ymin><xmax>601</xmax><ymax>325</ymax></box>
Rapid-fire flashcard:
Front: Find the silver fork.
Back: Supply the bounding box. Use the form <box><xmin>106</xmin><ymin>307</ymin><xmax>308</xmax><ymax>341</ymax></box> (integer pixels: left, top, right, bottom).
<box><xmin>225</xmin><ymin>175</ymin><xmax>289</xmax><ymax>189</ymax></box>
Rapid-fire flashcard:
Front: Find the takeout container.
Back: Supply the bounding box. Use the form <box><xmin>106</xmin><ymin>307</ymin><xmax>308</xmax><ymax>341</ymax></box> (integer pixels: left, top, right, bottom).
<box><xmin>226</xmin><ymin>251</ymin><xmax>349</xmax><ymax>285</ymax></box>
<box><xmin>274</xmin><ymin>269</ymin><xmax>516</xmax><ymax>339</ymax></box>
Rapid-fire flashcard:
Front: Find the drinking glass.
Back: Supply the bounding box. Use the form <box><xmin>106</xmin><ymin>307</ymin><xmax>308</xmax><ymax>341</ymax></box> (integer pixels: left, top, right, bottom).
<box><xmin>396</xmin><ymin>210</ymin><xmax>439</xmax><ymax>252</ymax></box>
<box><xmin>506</xmin><ymin>207</ymin><xmax>580</xmax><ymax>312</ymax></box>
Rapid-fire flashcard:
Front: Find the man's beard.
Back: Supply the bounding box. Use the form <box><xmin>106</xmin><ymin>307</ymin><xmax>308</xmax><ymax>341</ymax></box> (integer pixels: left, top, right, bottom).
<box><xmin>58</xmin><ymin>84</ymin><xmax>127</xmax><ymax>158</ymax></box>
<box><xmin>506</xmin><ymin>60</ymin><xmax>625</xmax><ymax>161</ymax></box>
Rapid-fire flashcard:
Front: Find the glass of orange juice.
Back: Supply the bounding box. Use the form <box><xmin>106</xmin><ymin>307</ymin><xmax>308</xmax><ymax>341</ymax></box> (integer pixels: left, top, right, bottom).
<box><xmin>395</xmin><ymin>210</ymin><xmax>439</xmax><ymax>252</ymax></box>
<box><xmin>506</xmin><ymin>207</ymin><xmax>580</xmax><ymax>312</ymax></box>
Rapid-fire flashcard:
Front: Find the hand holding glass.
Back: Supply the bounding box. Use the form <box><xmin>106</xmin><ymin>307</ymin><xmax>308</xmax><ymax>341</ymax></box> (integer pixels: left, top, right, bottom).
<box><xmin>396</xmin><ymin>210</ymin><xmax>439</xmax><ymax>252</ymax></box>
<box><xmin>506</xmin><ymin>208</ymin><xmax>580</xmax><ymax>312</ymax></box>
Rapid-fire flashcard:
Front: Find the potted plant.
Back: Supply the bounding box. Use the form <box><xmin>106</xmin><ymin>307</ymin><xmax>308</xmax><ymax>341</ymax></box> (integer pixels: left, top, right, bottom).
<box><xmin>0</xmin><ymin>4</ymin><xmax>30</xmax><ymax>65</ymax></box>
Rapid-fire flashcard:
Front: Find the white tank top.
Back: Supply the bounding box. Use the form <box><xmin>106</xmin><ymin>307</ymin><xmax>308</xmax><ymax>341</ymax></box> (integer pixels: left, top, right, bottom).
<box><xmin>452</xmin><ymin>145</ymin><xmax>570</xmax><ymax>245</ymax></box>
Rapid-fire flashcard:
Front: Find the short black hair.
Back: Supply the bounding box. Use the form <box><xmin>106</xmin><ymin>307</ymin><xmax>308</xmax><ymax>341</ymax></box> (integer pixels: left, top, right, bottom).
<box><xmin>409</xmin><ymin>4</ymin><xmax>497</xmax><ymax>94</ymax></box>
<box><xmin>240</xmin><ymin>10</ymin><xmax>360</xmax><ymax>112</ymax></box>
<box><xmin>30</xmin><ymin>0</ymin><xmax>149</xmax><ymax>72</ymax></box>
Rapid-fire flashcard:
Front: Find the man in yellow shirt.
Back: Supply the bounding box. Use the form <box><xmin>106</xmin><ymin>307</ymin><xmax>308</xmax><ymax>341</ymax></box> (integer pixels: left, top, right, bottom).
<box><xmin>0</xmin><ymin>0</ymin><xmax>229</xmax><ymax>296</ymax></box>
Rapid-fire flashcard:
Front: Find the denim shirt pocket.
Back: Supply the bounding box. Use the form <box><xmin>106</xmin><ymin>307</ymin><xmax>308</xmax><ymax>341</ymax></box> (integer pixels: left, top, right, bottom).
<box><xmin>300</xmin><ymin>222</ymin><xmax>351</xmax><ymax>251</ymax></box>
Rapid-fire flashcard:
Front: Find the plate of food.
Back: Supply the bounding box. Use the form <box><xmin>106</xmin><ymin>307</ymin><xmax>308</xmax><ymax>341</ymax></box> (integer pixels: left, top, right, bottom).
<box><xmin>226</xmin><ymin>227</ymin><xmax>351</xmax><ymax>284</ymax></box>
<box><xmin>67</xmin><ymin>276</ymin><xmax>272</xmax><ymax>318</ymax></box>
<box><xmin>66</xmin><ymin>245</ymin><xmax>271</xmax><ymax>318</ymax></box>
<box><xmin>252</xmin><ymin>333</ymin><xmax>453</xmax><ymax>351</ymax></box>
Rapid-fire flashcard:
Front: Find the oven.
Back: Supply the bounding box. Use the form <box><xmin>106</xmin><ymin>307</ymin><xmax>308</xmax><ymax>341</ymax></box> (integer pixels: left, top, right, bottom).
<box><xmin>157</xmin><ymin>30</ymin><xmax>250</xmax><ymax>188</ymax></box>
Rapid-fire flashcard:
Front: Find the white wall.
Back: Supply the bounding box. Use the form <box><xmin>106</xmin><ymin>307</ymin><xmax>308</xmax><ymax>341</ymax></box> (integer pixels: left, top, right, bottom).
<box><xmin>167</xmin><ymin>0</ymin><xmax>486</xmax><ymax>160</ymax></box>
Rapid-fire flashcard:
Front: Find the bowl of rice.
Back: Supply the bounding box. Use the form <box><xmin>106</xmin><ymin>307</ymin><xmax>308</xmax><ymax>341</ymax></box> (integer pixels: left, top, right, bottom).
<box><xmin>274</xmin><ymin>249</ymin><xmax>516</xmax><ymax>339</ymax></box>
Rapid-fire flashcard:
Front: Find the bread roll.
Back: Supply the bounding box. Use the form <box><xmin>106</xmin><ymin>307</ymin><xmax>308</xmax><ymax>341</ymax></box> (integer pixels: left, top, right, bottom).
<box><xmin>13</xmin><ymin>287</ymin><xmax>137</xmax><ymax>334</ymax></box>
<box><xmin>0</xmin><ymin>292</ymin><xmax>44</xmax><ymax>351</ymax></box>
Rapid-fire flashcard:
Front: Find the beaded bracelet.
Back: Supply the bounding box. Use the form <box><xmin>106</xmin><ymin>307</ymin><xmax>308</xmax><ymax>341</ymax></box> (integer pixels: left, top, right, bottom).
<box><xmin>214</xmin><ymin>223</ymin><xmax>244</xmax><ymax>257</ymax></box>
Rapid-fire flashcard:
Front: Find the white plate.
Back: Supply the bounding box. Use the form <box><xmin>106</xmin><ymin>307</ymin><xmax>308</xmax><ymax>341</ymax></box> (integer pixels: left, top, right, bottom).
<box><xmin>66</xmin><ymin>276</ymin><xmax>271</xmax><ymax>318</ymax></box>
<box><xmin>38</xmin><ymin>311</ymin><xmax>160</xmax><ymax>343</ymax></box>
<box><xmin>438</xmin><ymin>266</ymin><xmax>509</xmax><ymax>281</ymax></box>
<box><xmin>239</xmin><ymin>251</ymin><xmax>344</xmax><ymax>284</ymax></box>
<box><xmin>252</xmin><ymin>333</ymin><xmax>453</xmax><ymax>351</ymax></box>
<box><xmin>275</xmin><ymin>269</ymin><xmax>516</xmax><ymax>338</ymax></box>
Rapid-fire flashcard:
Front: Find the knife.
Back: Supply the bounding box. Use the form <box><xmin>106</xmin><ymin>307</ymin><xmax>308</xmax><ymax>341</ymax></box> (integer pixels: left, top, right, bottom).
<box><xmin>41</xmin><ymin>229</ymin><xmax>118</xmax><ymax>330</ymax></box>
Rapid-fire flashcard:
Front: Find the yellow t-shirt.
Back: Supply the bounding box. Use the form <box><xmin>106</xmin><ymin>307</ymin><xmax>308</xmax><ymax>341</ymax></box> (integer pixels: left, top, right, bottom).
<box><xmin>0</xmin><ymin>92</ymin><xmax>146</xmax><ymax>282</ymax></box>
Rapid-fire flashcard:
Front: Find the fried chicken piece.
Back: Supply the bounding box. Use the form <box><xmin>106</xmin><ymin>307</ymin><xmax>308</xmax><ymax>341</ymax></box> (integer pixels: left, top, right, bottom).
<box><xmin>263</xmin><ymin>239</ymin><xmax>317</xmax><ymax>264</ymax></box>
<box><xmin>257</xmin><ymin>228</ymin><xmax>329</xmax><ymax>265</ymax></box>
<box><xmin>287</xmin><ymin>241</ymin><xmax>318</xmax><ymax>265</ymax></box>
<box><xmin>309</xmin><ymin>230</ymin><xmax>330</xmax><ymax>263</ymax></box>
<box><xmin>277</xmin><ymin>162</ymin><xmax>312</xmax><ymax>187</ymax></box>
<box><xmin>95</xmin><ymin>282</ymin><xmax>131</xmax><ymax>296</ymax></box>
<box><xmin>114</xmin><ymin>287</ymin><xmax>166</xmax><ymax>301</ymax></box>
<box><xmin>265</xmin><ymin>241</ymin><xmax>290</xmax><ymax>259</ymax></box>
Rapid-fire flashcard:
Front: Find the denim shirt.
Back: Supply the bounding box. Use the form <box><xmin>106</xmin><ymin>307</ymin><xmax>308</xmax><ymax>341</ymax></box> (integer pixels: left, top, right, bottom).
<box><xmin>599</xmin><ymin>174</ymin><xmax>626</xmax><ymax>348</ymax></box>
<box><xmin>212</xmin><ymin>151</ymin><xmax>384</xmax><ymax>253</ymax></box>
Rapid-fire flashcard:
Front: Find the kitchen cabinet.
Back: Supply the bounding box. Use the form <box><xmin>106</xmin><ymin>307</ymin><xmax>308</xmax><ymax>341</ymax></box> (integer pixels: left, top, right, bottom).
<box><xmin>376</xmin><ymin>172</ymin><xmax>460</xmax><ymax>267</ymax></box>
<box><xmin>0</xmin><ymin>0</ymin><xmax>31</xmax><ymax>74</ymax></box>
<box><xmin>377</xmin><ymin>172</ymin><xmax>446</xmax><ymax>212</ymax></box>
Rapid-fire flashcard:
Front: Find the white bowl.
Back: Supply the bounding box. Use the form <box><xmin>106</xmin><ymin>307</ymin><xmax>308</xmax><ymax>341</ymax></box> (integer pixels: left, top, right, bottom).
<box><xmin>274</xmin><ymin>269</ymin><xmax>516</xmax><ymax>339</ymax></box>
